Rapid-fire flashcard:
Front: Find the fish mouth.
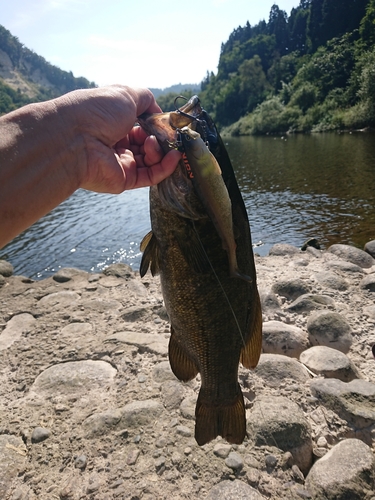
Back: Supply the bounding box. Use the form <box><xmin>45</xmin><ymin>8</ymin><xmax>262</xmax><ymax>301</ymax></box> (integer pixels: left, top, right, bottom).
<box><xmin>138</xmin><ymin>95</ymin><xmax>209</xmax><ymax>220</ymax></box>
<box><xmin>137</xmin><ymin>95</ymin><xmax>205</xmax><ymax>151</ymax></box>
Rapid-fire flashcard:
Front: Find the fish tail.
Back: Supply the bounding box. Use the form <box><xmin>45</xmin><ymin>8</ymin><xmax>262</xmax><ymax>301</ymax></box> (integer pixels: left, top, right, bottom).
<box><xmin>195</xmin><ymin>387</ymin><xmax>246</xmax><ymax>446</ymax></box>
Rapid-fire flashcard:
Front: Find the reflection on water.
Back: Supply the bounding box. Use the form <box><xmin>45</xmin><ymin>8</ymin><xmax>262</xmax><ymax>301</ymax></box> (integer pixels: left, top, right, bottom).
<box><xmin>2</xmin><ymin>132</ymin><xmax>375</xmax><ymax>278</ymax></box>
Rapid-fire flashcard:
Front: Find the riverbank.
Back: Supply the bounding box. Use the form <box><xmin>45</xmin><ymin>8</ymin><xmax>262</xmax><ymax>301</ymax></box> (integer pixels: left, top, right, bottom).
<box><xmin>1</xmin><ymin>241</ymin><xmax>375</xmax><ymax>499</ymax></box>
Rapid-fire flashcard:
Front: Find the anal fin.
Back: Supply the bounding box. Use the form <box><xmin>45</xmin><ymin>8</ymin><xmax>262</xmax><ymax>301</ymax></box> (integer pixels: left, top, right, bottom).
<box><xmin>168</xmin><ymin>326</ymin><xmax>199</xmax><ymax>382</ymax></box>
<box><xmin>195</xmin><ymin>387</ymin><xmax>246</xmax><ymax>446</ymax></box>
<box><xmin>240</xmin><ymin>288</ymin><xmax>263</xmax><ymax>369</ymax></box>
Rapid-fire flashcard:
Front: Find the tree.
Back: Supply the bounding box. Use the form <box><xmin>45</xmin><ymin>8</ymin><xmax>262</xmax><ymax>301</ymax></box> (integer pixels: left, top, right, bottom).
<box><xmin>268</xmin><ymin>4</ymin><xmax>289</xmax><ymax>55</ymax></box>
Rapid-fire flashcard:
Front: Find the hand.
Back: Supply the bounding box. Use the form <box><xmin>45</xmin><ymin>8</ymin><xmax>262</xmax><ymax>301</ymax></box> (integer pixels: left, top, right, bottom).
<box><xmin>57</xmin><ymin>85</ymin><xmax>181</xmax><ymax>193</ymax></box>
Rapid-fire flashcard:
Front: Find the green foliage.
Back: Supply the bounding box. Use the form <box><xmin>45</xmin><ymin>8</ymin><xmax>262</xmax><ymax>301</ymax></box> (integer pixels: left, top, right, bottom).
<box><xmin>201</xmin><ymin>0</ymin><xmax>375</xmax><ymax>135</ymax></box>
<box><xmin>0</xmin><ymin>24</ymin><xmax>96</xmax><ymax>114</ymax></box>
<box><xmin>0</xmin><ymin>80</ymin><xmax>33</xmax><ymax>113</ymax></box>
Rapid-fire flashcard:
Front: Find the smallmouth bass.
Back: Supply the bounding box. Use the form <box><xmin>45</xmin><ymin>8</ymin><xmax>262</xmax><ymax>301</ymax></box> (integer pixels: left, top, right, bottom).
<box><xmin>138</xmin><ymin>96</ymin><xmax>262</xmax><ymax>445</ymax></box>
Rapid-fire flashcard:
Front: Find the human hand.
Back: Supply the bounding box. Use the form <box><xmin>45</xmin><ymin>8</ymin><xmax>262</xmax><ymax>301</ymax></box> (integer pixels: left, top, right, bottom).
<box><xmin>57</xmin><ymin>85</ymin><xmax>181</xmax><ymax>193</ymax></box>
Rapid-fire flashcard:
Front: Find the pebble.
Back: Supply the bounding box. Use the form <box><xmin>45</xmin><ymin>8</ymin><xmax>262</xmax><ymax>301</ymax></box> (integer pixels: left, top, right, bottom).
<box><xmin>225</xmin><ymin>451</ymin><xmax>244</xmax><ymax>471</ymax></box>
<box><xmin>306</xmin><ymin>310</ymin><xmax>352</xmax><ymax>353</ymax></box>
<box><xmin>0</xmin><ymin>313</ymin><xmax>36</xmax><ymax>351</ymax></box>
<box><xmin>31</xmin><ymin>427</ymin><xmax>51</xmax><ymax>444</ymax></box>
<box><xmin>364</xmin><ymin>239</ymin><xmax>375</xmax><ymax>258</ymax></box>
<box><xmin>327</xmin><ymin>243</ymin><xmax>375</xmax><ymax>268</ymax></box>
<box><xmin>310</xmin><ymin>378</ymin><xmax>375</xmax><ymax>429</ymax></box>
<box><xmin>213</xmin><ymin>443</ymin><xmax>231</xmax><ymax>458</ymax></box>
<box><xmin>247</xmin><ymin>395</ymin><xmax>313</xmax><ymax>474</ymax></box>
<box><xmin>0</xmin><ymin>239</ymin><xmax>374</xmax><ymax>499</ymax></box>
<box><xmin>286</xmin><ymin>293</ymin><xmax>335</xmax><ymax>313</ymax></box>
<box><xmin>176</xmin><ymin>425</ymin><xmax>192</xmax><ymax>437</ymax></box>
<box><xmin>206</xmin><ymin>479</ymin><xmax>264</xmax><ymax>499</ymax></box>
<box><xmin>74</xmin><ymin>455</ymin><xmax>87</xmax><ymax>469</ymax></box>
<box><xmin>300</xmin><ymin>346</ymin><xmax>360</xmax><ymax>381</ymax></box>
<box><xmin>269</xmin><ymin>243</ymin><xmax>300</xmax><ymax>256</ymax></box>
<box><xmin>305</xmin><ymin>439</ymin><xmax>375</xmax><ymax>499</ymax></box>
<box><xmin>271</xmin><ymin>278</ymin><xmax>310</xmax><ymax>300</ymax></box>
<box><xmin>360</xmin><ymin>274</ymin><xmax>375</xmax><ymax>292</ymax></box>
<box><xmin>255</xmin><ymin>353</ymin><xmax>311</xmax><ymax>386</ymax></box>
<box><xmin>262</xmin><ymin>321</ymin><xmax>309</xmax><ymax>357</ymax></box>
<box><xmin>0</xmin><ymin>260</ymin><xmax>14</xmax><ymax>277</ymax></box>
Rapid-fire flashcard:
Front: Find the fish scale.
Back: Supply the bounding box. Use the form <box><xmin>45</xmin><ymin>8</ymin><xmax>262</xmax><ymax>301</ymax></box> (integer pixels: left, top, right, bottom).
<box><xmin>138</xmin><ymin>96</ymin><xmax>262</xmax><ymax>445</ymax></box>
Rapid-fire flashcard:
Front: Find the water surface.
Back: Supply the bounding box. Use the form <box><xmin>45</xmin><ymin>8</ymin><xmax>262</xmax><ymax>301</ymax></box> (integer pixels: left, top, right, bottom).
<box><xmin>2</xmin><ymin>131</ymin><xmax>374</xmax><ymax>278</ymax></box>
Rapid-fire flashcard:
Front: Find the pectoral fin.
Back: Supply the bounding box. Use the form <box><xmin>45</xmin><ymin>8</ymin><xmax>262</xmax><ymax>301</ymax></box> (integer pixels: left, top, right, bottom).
<box><xmin>168</xmin><ymin>326</ymin><xmax>199</xmax><ymax>382</ymax></box>
<box><xmin>240</xmin><ymin>288</ymin><xmax>262</xmax><ymax>369</ymax></box>
<box><xmin>140</xmin><ymin>231</ymin><xmax>160</xmax><ymax>277</ymax></box>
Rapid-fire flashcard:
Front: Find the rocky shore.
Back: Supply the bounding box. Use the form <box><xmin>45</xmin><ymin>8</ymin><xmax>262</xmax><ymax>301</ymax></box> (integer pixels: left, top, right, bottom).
<box><xmin>1</xmin><ymin>241</ymin><xmax>375</xmax><ymax>500</ymax></box>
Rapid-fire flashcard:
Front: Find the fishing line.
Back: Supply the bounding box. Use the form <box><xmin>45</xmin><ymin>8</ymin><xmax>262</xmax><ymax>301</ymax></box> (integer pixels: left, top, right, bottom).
<box><xmin>191</xmin><ymin>221</ymin><xmax>247</xmax><ymax>349</ymax></box>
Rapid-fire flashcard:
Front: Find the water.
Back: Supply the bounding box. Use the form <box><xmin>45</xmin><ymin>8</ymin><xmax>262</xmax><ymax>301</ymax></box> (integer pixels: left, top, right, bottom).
<box><xmin>2</xmin><ymin>131</ymin><xmax>375</xmax><ymax>278</ymax></box>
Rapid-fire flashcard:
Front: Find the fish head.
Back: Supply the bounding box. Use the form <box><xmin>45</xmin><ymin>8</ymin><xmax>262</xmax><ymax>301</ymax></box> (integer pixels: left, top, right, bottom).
<box><xmin>179</xmin><ymin>127</ymin><xmax>207</xmax><ymax>163</ymax></box>
<box><xmin>137</xmin><ymin>95</ymin><xmax>205</xmax><ymax>152</ymax></box>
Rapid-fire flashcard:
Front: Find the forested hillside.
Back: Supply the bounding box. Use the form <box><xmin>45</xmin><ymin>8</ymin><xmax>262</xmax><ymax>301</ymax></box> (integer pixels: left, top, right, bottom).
<box><xmin>0</xmin><ymin>25</ymin><xmax>96</xmax><ymax>114</ymax></box>
<box><xmin>197</xmin><ymin>0</ymin><xmax>375</xmax><ymax>134</ymax></box>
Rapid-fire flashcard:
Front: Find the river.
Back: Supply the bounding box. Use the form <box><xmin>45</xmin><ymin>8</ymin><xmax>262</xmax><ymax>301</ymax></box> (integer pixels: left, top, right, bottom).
<box><xmin>1</xmin><ymin>131</ymin><xmax>375</xmax><ymax>278</ymax></box>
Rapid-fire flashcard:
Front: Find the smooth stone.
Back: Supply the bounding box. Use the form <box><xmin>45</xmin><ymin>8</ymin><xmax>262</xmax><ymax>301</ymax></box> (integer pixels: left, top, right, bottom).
<box><xmin>364</xmin><ymin>239</ymin><xmax>375</xmax><ymax>258</ymax></box>
<box><xmin>31</xmin><ymin>427</ymin><xmax>51</xmax><ymax>443</ymax></box>
<box><xmin>82</xmin><ymin>409</ymin><xmax>123</xmax><ymax>437</ymax></box>
<box><xmin>310</xmin><ymin>378</ymin><xmax>375</xmax><ymax>428</ymax></box>
<box><xmin>0</xmin><ymin>275</ymin><xmax>5</xmax><ymax>287</ymax></box>
<box><xmin>38</xmin><ymin>290</ymin><xmax>80</xmax><ymax>307</ymax></box>
<box><xmin>121</xmin><ymin>305</ymin><xmax>153</xmax><ymax>321</ymax></box>
<box><xmin>286</xmin><ymin>294</ymin><xmax>335</xmax><ymax>313</ymax></box>
<box><xmin>179</xmin><ymin>396</ymin><xmax>196</xmax><ymax>420</ymax></box>
<box><xmin>300</xmin><ymin>346</ymin><xmax>359</xmax><ymax>382</ymax></box>
<box><xmin>259</xmin><ymin>288</ymin><xmax>281</xmax><ymax>311</ymax></box>
<box><xmin>307</xmin><ymin>311</ymin><xmax>352</xmax><ymax>353</ymax></box>
<box><xmin>81</xmin><ymin>297</ymin><xmax>122</xmax><ymax>312</ymax></box>
<box><xmin>0</xmin><ymin>260</ymin><xmax>14</xmax><ymax>277</ymax></box>
<box><xmin>74</xmin><ymin>455</ymin><xmax>87</xmax><ymax>469</ymax></box>
<box><xmin>326</xmin><ymin>260</ymin><xmax>364</xmax><ymax>274</ymax></box>
<box><xmin>360</xmin><ymin>274</ymin><xmax>375</xmax><ymax>292</ymax></box>
<box><xmin>213</xmin><ymin>443</ymin><xmax>231</xmax><ymax>458</ymax></box>
<box><xmin>271</xmin><ymin>278</ymin><xmax>310</xmax><ymax>300</ymax></box>
<box><xmin>327</xmin><ymin>244</ymin><xmax>375</xmax><ymax>268</ymax></box>
<box><xmin>363</xmin><ymin>305</ymin><xmax>375</xmax><ymax>320</ymax></box>
<box><xmin>225</xmin><ymin>451</ymin><xmax>244</xmax><ymax>471</ymax></box>
<box><xmin>83</xmin><ymin>400</ymin><xmax>163</xmax><ymax>437</ymax></box>
<box><xmin>103</xmin><ymin>263</ymin><xmax>133</xmax><ymax>278</ymax></box>
<box><xmin>305</xmin><ymin>439</ymin><xmax>375</xmax><ymax>500</ymax></box>
<box><xmin>53</xmin><ymin>267</ymin><xmax>88</xmax><ymax>283</ymax></box>
<box><xmin>0</xmin><ymin>434</ymin><xmax>27</xmax><ymax>497</ymax></box>
<box><xmin>262</xmin><ymin>321</ymin><xmax>309</xmax><ymax>358</ymax></box>
<box><xmin>313</xmin><ymin>272</ymin><xmax>348</xmax><ymax>290</ymax></box>
<box><xmin>119</xmin><ymin>400</ymin><xmax>163</xmax><ymax>428</ymax></box>
<box><xmin>269</xmin><ymin>243</ymin><xmax>300</xmax><ymax>256</ymax></box>
<box><xmin>255</xmin><ymin>353</ymin><xmax>310</xmax><ymax>386</ymax></box>
<box><xmin>32</xmin><ymin>360</ymin><xmax>117</xmax><ymax>396</ymax></box>
<box><xmin>152</xmin><ymin>361</ymin><xmax>177</xmax><ymax>383</ymax></box>
<box><xmin>106</xmin><ymin>331</ymin><xmax>168</xmax><ymax>355</ymax></box>
<box><xmin>0</xmin><ymin>313</ymin><xmax>36</xmax><ymax>351</ymax></box>
<box><xmin>60</xmin><ymin>322</ymin><xmax>93</xmax><ymax>337</ymax></box>
<box><xmin>161</xmin><ymin>380</ymin><xmax>184</xmax><ymax>410</ymax></box>
<box><xmin>247</xmin><ymin>396</ymin><xmax>313</xmax><ymax>474</ymax></box>
<box><xmin>176</xmin><ymin>425</ymin><xmax>192</xmax><ymax>437</ymax></box>
<box><xmin>206</xmin><ymin>479</ymin><xmax>263</xmax><ymax>500</ymax></box>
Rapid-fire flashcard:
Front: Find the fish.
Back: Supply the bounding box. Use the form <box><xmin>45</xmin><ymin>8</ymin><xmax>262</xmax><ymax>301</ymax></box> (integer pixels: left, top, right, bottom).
<box><xmin>138</xmin><ymin>96</ymin><xmax>262</xmax><ymax>446</ymax></box>
<box><xmin>178</xmin><ymin>126</ymin><xmax>252</xmax><ymax>283</ymax></box>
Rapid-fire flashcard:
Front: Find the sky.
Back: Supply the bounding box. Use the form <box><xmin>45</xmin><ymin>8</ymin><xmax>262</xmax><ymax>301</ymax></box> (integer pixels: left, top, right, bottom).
<box><xmin>2</xmin><ymin>0</ymin><xmax>299</xmax><ymax>90</ymax></box>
